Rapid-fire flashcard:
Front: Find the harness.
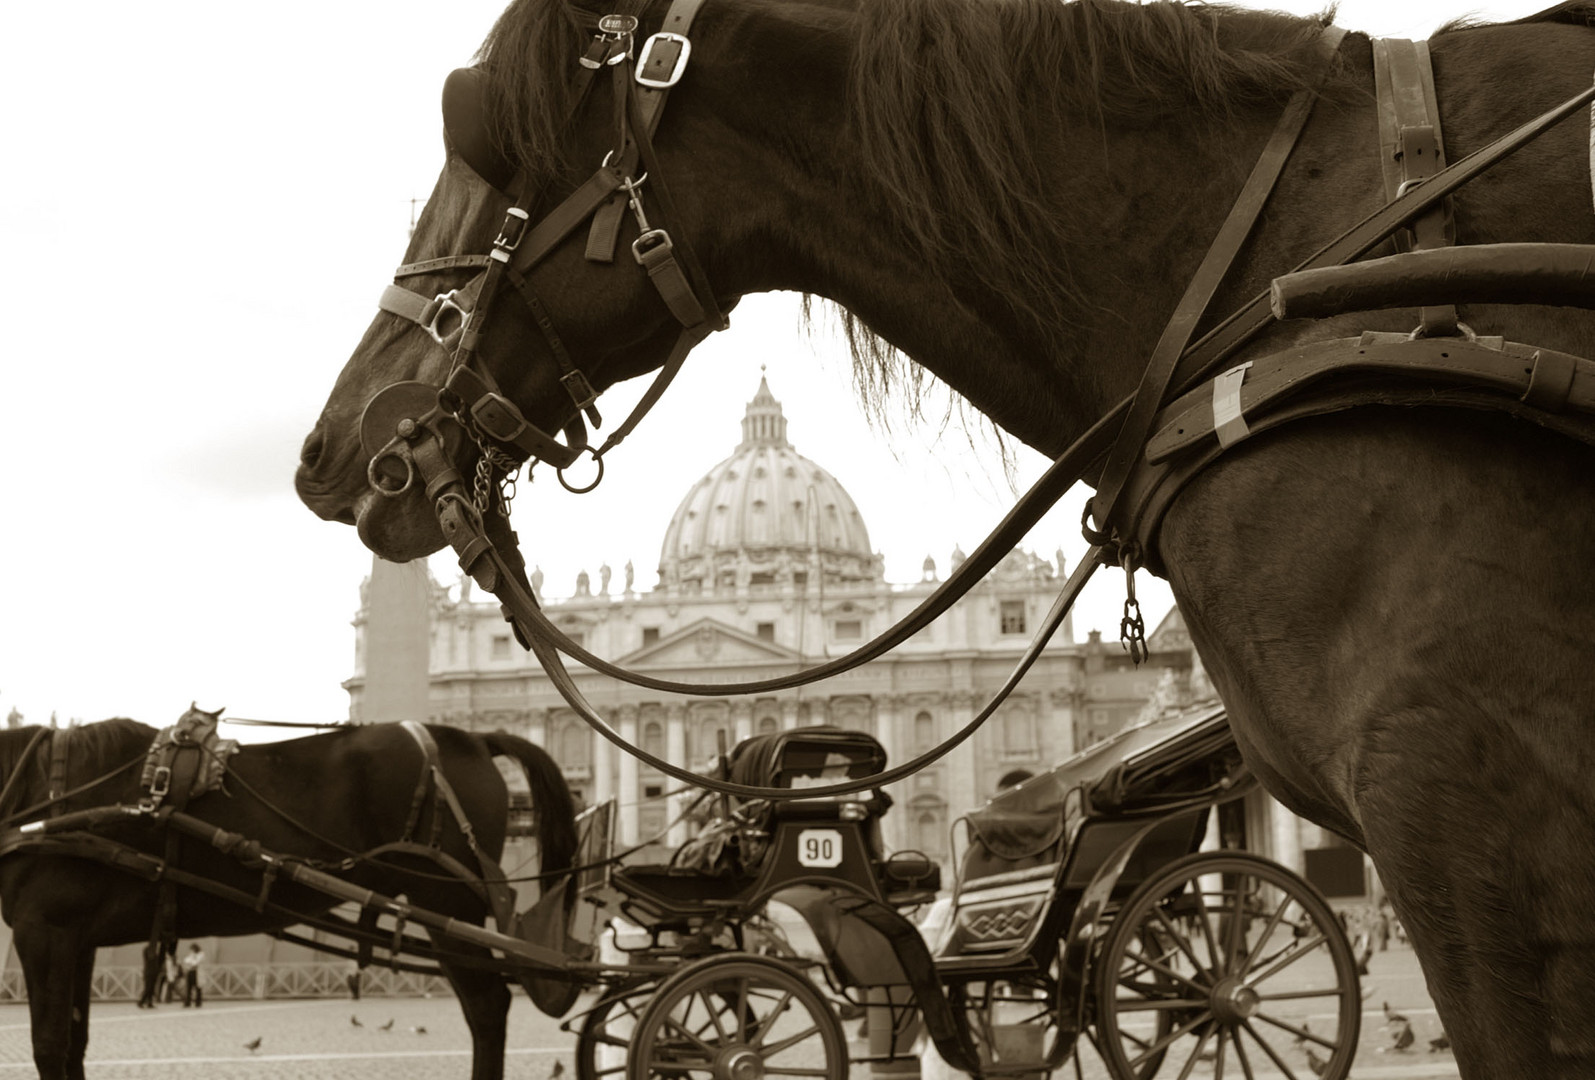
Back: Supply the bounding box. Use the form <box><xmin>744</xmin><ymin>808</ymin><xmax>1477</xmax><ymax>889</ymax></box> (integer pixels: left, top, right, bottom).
<box><xmin>355</xmin><ymin>7</ymin><xmax>1595</xmax><ymax>798</ymax></box>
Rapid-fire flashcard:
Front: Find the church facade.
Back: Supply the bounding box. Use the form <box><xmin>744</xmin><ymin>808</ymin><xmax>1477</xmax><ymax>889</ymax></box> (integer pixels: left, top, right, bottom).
<box><xmin>346</xmin><ymin>379</ymin><xmax>1207</xmax><ymax>870</ymax></box>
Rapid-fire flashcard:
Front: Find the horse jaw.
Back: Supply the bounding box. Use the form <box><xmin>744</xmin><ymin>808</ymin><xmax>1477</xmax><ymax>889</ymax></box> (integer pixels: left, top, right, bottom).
<box><xmin>353</xmin><ymin>488</ymin><xmax>447</xmax><ymax>563</ymax></box>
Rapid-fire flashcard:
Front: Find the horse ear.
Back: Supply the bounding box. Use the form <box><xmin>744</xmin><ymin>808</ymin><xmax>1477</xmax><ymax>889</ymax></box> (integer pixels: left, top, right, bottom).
<box><xmin>443</xmin><ymin>67</ymin><xmax>516</xmax><ymax>193</ymax></box>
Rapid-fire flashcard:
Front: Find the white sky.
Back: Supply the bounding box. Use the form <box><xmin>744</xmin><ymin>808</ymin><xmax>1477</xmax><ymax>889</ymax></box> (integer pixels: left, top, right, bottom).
<box><xmin>0</xmin><ymin>0</ymin><xmax>1551</xmax><ymax>734</ymax></box>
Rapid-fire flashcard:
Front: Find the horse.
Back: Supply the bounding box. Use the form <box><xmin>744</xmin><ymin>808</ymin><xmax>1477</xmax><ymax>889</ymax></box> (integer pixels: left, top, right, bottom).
<box><xmin>295</xmin><ymin>0</ymin><xmax>1595</xmax><ymax>1075</ymax></box>
<box><xmin>0</xmin><ymin>715</ymin><xmax>577</xmax><ymax>1080</ymax></box>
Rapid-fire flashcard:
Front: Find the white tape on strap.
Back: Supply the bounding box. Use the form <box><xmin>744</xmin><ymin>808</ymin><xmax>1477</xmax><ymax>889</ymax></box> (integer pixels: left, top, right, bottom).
<box><xmin>1212</xmin><ymin>362</ymin><xmax>1254</xmax><ymax>450</ymax></box>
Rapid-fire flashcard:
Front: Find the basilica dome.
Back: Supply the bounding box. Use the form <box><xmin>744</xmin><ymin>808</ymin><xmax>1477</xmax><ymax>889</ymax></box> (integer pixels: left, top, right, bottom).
<box><xmin>658</xmin><ymin>378</ymin><xmax>878</xmax><ymax>594</ymax></box>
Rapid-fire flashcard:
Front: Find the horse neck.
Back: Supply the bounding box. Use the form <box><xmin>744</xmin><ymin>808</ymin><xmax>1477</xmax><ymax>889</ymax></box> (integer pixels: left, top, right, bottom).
<box><xmin>698</xmin><ymin>4</ymin><xmax>1306</xmax><ymax>458</ymax></box>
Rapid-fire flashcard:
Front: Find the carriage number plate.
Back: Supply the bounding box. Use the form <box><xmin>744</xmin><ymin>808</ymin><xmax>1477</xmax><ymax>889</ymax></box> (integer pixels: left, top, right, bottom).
<box><xmin>797</xmin><ymin>829</ymin><xmax>844</xmax><ymax>868</ymax></box>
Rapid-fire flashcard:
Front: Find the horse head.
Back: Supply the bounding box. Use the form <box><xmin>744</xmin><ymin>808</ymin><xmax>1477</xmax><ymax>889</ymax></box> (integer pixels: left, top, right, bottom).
<box><xmin>295</xmin><ymin>0</ymin><xmax>793</xmax><ymax>563</ymax></box>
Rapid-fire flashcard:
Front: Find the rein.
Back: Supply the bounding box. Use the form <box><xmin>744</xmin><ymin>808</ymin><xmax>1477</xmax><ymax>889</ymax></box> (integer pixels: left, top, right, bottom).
<box><xmin>360</xmin><ymin>6</ymin><xmax>1595</xmax><ymax>798</ymax></box>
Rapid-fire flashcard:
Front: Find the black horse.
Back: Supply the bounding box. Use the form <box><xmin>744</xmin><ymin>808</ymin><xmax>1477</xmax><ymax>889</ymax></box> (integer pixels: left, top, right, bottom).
<box><xmin>0</xmin><ymin>716</ymin><xmax>576</xmax><ymax>1080</ymax></box>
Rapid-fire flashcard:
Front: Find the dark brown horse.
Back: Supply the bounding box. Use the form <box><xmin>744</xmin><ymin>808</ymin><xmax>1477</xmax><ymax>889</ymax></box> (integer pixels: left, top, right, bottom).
<box><xmin>0</xmin><ymin>718</ymin><xmax>576</xmax><ymax>1080</ymax></box>
<box><xmin>296</xmin><ymin>1</ymin><xmax>1595</xmax><ymax>1075</ymax></box>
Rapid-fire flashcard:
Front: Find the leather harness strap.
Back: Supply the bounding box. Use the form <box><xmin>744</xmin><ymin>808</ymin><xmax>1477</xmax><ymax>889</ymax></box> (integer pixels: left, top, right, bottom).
<box><xmin>46</xmin><ymin>728</ymin><xmax>70</xmax><ymax>819</ymax></box>
<box><xmin>1373</xmin><ymin>37</ymin><xmax>1458</xmax><ymax>336</ymax></box>
<box><xmin>1084</xmin><ymin>25</ymin><xmax>1348</xmax><ymax>552</ymax></box>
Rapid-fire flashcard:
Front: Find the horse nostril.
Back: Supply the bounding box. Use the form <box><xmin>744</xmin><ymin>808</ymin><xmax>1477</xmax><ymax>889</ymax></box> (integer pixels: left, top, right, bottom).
<box><xmin>300</xmin><ymin>429</ymin><xmax>326</xmax><ymax>471</ymax></box>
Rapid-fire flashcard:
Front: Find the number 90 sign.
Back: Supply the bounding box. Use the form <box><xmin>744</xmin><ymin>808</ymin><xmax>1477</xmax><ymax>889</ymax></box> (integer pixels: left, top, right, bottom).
<box><xmin>797</xmin><ymin>829</ymin><xmax>844</xmax><ymax>868</ymax></box>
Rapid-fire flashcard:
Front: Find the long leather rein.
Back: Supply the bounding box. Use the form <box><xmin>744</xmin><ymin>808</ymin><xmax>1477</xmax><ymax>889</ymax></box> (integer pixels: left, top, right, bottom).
<box><xmin>364</xmin><ymin>5</ymin><xmax>1595</xmax><ymax>799</ymax></box>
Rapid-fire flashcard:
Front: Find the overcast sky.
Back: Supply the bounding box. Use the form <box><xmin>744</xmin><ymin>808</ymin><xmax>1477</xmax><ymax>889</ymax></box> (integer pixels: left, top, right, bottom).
<box><xmin>0</xmin><ymin>0</ymin><xmax>1553</xmax><ymax>735</ymax></box>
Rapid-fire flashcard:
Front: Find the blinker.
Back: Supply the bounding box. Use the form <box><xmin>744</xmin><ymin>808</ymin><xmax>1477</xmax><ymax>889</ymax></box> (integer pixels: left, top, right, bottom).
<box><xmin>442</xmin><ymin>67</ymin><xmax>516</xmax><ymax>193</ymax></box>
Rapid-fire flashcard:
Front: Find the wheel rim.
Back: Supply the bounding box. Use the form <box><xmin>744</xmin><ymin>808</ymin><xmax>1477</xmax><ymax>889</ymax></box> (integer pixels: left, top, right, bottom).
<box><xmin>626</xmin><ymin>956</ymin><xmax>848</xmax><ymax>1080</ymax></box>
<box><xmin>577</xmin><ymin>981</ymin><xmax>657</xmax><ymax>1080</ymax></box>
<box><xmin>1094</xmin><ymin>852</ymin><xmax>1361</xmax><ymax>1080</ymax></box>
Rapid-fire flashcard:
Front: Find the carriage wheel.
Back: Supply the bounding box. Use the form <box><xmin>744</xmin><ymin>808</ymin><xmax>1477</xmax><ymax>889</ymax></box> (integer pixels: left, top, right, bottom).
<box><xmin>1093</xmin><ymin>851</ymin><xmax>1360</xmax><ymax>1080</ymax></box>
<box><xmin>625</xmin><ymin>953</ymin><xmax>848</xmax><ymax>1080</ymax></box>
<box><xmin>576</xmin><ymin>980</ymin><xmax>658</xmax><ymax>1080</ymax></box>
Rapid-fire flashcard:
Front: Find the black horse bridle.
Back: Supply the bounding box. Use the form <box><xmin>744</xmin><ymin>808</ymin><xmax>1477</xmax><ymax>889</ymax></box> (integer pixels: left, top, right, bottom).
<box><xmin>365</xmin><ymin>0</ymin><xmax>724</xmax><ymax>505</ymax></box>
<box><xmin>351</xmin><ymin>1</ymin><xmax>1593</xmax><ymax>800</ymax></box>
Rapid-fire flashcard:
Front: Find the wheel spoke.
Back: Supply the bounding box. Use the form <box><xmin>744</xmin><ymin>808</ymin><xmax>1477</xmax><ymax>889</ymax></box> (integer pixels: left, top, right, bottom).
<box><xmin>1113</xmin><ymin>996</ymin><xmax>1210</xmax><ymax>1012</ymax></box>
<box><xmin>1239</xmin><ymin>1019</ymin><xmax>1302</xmax><ymax>1080</ymax></box>
<box><xmin>1152</xmin><ymin>904</ymin><xmax>1215</xmax><ymax>979</ymax></box>
<box><xmin>1224</xmin><ymin>880</ymin><xmax>1251</xmax><ymax>973</ymax></box>
<box><xmin>1256</xmin><ymin>986</ymin><xmax>1346</xmax><ymax>1002</ymax></box>
<box><xmin>1192</xmin><ymin>886</ymin><xmax>1225</xmax><ymax>973</ymax></box>
<box><xmin>1245</xmin><ymin>934</ymin><xmax>1326</xmax><ymax>985</ymax></box>
<box><xmin>1172</xmin><ymin>1028</ymin><xmax>1213</xmax><ymax>1080</ymax></box>
<box><xmin>662</xmin><ymin>1012</ymin><xmax>717</xmax><ymax>1056</ymax></box>
<box><xmin>1125</xmin><ymin>1009</ymin><xmax>1214</xmax><ymax>1071</ymax></box>
<box><xmin>736</xmin><ymin>977</ymin><xmax>751</xmax><ymax>1043</ymax></box>
<box><xmin>749</xmin><ymin>988</ymin><xmax>796</xmax><ymax>1048</ymax></box>
<box><xmin>1254</xmin><ymin>1011</ymin><xmax>1341</xmax><ymax>1052</ymax></box>
<box><xmin>758</xmin><ymin>1022</ymin><xmax>823</xmax><ymax>1057</ymax></box>
<box><xmin>1227</xmin><ymin>1024</ymin><xmax>1256</xmax><ymax>1080</ymax></box>
<box><xmin>1118</xmin><ymin>948</ymin><xmax>1210</xmax><ymax>995</ymax></box>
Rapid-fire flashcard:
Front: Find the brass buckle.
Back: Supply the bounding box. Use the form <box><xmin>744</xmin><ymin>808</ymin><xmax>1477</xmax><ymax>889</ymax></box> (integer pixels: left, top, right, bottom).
<box><xmin>636</xmin><ymin>32</ymin><xmax>691</xmax><ymax>88</ymax></box>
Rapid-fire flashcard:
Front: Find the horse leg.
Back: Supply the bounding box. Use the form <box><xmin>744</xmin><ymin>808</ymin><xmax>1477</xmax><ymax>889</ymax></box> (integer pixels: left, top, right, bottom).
<box><xmin>1353</xmin><ymin>703</ymin><xmax>1595</xmax><ymax>1079</ymax></box>
<box><xmin>14</xmin><ymin>925</ymin><xmax>92</xmax><ymax>1080</ymax></box>
<box><xmin>431</xmin><ymin>937</ymin><xmax>511</xmax><ymax>1080</ymax></box>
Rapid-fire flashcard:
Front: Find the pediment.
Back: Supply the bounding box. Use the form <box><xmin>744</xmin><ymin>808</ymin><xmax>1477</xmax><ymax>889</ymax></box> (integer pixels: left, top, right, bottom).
<box><xmin>619</xmin><ymin>618</ymin><xmax>803</xmax><ymax>667</ymax></box>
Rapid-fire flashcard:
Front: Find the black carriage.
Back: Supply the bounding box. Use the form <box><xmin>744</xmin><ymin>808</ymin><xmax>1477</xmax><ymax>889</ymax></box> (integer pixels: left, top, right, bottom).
<box><xmin>569</xmin><ymin>704</ymin><xmax>1362</xmax><ymax>1080</ymax></box>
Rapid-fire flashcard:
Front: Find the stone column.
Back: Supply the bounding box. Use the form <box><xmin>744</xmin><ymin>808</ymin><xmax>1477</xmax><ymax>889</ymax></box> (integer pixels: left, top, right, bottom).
<box><xmin>617</xmin><ymin>705</ymin><xmax>639</xmax><ymax>847</ymax></box>
<box><xmin>1269</xmin><ymin>794</ymin><xmax>1302</xmax><ymax>873</ymax></box>
<box><xmin>593</xmin><ymin>712</ymin><xmax>615</xmax><ymax>811</ymax></box>
<box><xmin>873</xmin><ymin>694</ymin><xmax>905</xmax><ymax>852</ymax></box>
<box><xmin>945</xmin><ymin>691</ymin><xmax>981</xmax><ymax>823</ymax></box>
<box><xmin>1048</xmin><ymin>686</ymin><xmax>1076</xmax><ymax>761</ymax></box>
<box><xmin>732</xmin><ymin>701</ymin><xmax>754</xmax><ymax>746</ymax></box>
<box><xmin>524</xmin><ymin>708</ymin><xmax>547</xmax><ymax>748</ymax></box>
<box><xmin>666</xmin><ymin>705</ymin><xmax>689</xmax><ymax>847</ymax></box>
<box><xmin>780</xmin><ymin>698</ymin><xmax>801</xmax><ymax>731</ymax></box>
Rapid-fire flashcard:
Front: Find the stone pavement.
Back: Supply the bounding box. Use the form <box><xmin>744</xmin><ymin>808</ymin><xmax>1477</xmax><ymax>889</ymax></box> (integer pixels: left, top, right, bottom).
<box><xmin>0</xmin><ymin>944</ymin><xmax>1457</xmax><ymax>1078</ymax></box>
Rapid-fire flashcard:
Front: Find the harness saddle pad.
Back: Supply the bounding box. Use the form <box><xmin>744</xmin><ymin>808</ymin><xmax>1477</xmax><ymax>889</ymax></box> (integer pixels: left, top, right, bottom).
<box><xmin>140</xmin><ymin>708</ymin><xmax>239</xmax><ymax>806</ymax></box>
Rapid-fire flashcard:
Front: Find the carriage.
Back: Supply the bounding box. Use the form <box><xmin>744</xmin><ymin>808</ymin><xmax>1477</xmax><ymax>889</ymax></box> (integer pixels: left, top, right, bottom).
<box><xmin>1</xmin><ymin>702</ymin><xmax>1358</xmax><ymax>1080</ymax></box>
<box><xmin>562</xmin><ymin>703</ymin><xmax>1361</xmax><ymax>1080</ymax></box>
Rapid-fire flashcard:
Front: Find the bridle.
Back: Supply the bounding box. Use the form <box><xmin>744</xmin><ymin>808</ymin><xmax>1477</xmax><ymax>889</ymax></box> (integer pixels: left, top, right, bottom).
<box><xmin>365</xmin><ymin>0</ymin><xmax>725</xmax><ymax>508</ymax></box>
<box><xmin>350</xmin><ymin>1</ymin><xmax>1595</xmax><ymax>799</ymax></box>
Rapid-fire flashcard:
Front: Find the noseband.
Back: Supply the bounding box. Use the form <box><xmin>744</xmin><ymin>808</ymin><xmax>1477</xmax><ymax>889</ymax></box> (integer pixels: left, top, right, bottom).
<box><xmin>364</xmin><ymin>0</ymin><xmax>725</xmax><ymax>505</ymax></box>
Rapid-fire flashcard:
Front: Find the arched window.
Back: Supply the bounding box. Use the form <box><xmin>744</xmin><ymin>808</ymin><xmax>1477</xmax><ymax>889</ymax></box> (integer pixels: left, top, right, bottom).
<box><xmin>642</xmin><ymin>721</ymin><xmax>664</xmax><ymax>759</ymax></box>
<box><xmin>914</xmin><ymin>711</ymin><xmax>936</xmax><ymax>753</ymax></box>
<box><xmin>757</xmin><ymin>716</ymin><xmax>779</xmax><ymax>735</ymax></box>
<box><xmin>915</xmin><ymin>809</ymin><xmax>945</xmax><ymax>857</ymax></box>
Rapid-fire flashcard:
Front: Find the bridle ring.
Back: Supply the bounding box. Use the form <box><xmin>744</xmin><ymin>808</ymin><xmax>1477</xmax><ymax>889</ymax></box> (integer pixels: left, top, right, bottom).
<box><xmin>368</xmin><ymin>443</ymin><xmax>417</xmax><ymax>497</ymax></box>
<box><xmin>557</xmin><ymin>446</ymin><xmax>605</xmax><ymax>494</ymax></box>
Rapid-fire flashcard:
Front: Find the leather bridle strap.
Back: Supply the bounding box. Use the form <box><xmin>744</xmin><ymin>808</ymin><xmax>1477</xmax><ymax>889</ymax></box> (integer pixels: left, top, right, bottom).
<box><xmin>1086</xmin><ymin>25</ymin><xmax>1348</xmax><ymax>548</ymax></box>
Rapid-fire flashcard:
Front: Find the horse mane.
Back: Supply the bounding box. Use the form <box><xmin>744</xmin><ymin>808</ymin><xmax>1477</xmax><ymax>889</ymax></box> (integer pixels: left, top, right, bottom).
<box><xmin>1442</xmin><ymin>1</ymin><xmax>1595</xmax><ymax>32</ymax></box>
<box><xmin>474</xmin><ymin>0</ymin><xmax>1334</xmax><ymax>410</ymax></box>
<box><xmin>843</xmin><ymin>0</ymin><xmax>1335</xmax><ymax>407</ymax></box>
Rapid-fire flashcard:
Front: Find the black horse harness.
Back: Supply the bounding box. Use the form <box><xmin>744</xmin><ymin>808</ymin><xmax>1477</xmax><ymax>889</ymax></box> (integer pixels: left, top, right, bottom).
<box><xmin>356</xmin><ymin>3</ymin><xmax>1595</xmax><ymax>799</ymax></box>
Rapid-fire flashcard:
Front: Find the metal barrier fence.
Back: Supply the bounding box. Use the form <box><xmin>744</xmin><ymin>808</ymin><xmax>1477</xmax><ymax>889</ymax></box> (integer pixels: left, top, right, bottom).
<box><xmin>0</xmin><ymin>964</ymin><xmax>452</xmax><ymax>1003</ymax></box>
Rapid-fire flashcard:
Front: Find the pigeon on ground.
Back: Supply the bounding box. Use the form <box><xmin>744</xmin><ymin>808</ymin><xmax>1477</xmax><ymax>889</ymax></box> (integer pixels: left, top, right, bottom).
<box><xmin>412</xmin><ymin>1025</ymin><xmax>428</xmax><ymax>1035</ymax></box>
<box><xmin>1305</xmin><ymin>1047</ymin><xmax>1329</xmax><ymax>1077</ymax></box>
<box><xmin>1430</xmin><ymin>1032</ymin><xmax>1452</xmax><ymax>1052</ymax></box>
<box><xmin>1390</xmin><ymin>1019</ymin><xmax>1415</xmax><ymax>1052</ymax></box>
<box><xmin>1383</xmin><ymin>1001</ymin><xmax>1410</xmax><ymax>1026</ymax></box>
<box><xmin>243</xmin><ymin>1037</ymin><xmax>262</xmax><ymax>1053</ymax></box>
<box><xmin>378</xmin><ymin>1019</ymin><xmax>394</xmax><ymax>1031</ymax></box>
<box><xmin>549</xmin><ymin>1062</ymin><xmax>566</xmax><ymax>1078</ymax></box>
<box><xmin>350</xmin><ymin>1015</ymin><xmax>363</xmax><ymax>1027</ymax></box>
<box><xmin>1292</xmin><ymin>1022</ymin><xmax>1311</xmax><ymax>1047</ymax></box>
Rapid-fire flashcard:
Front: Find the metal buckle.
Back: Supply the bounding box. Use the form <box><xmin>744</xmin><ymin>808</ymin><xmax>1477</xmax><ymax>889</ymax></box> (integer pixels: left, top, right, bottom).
<box><xmin>636</xmin><ymin>32</ymin><xmax>691</xmax><ymax>88</ymax></box>
<box><xmin>490</xmin><ymin>208</ymin><xmax>530</xmax><ymax>262</ymax></box>
<box><xmin>149</xmin><ymin>765</ymin><xmax>172</xmax><ymax>800</ymax></box>
<box><xmin>560</xmin><ymin>369</ymin><xmax>599</xmax><ymax>411</ymax></box>
<box><xmin>425</xmin><ymin>291</ymin><xmax>469</xmax><ymax>346</ymax></box>
<box><xmin>471</xmin><ymin>391</ymin><xmax>530</xmax><ymax>443</ymax></box>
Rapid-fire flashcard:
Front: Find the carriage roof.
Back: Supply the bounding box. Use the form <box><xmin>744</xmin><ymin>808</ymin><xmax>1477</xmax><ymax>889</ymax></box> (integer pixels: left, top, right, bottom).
<box><xmin>978</xmin><ymin>701</ymin><xmax>1248</xmax><ymax>820</ymax></box>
